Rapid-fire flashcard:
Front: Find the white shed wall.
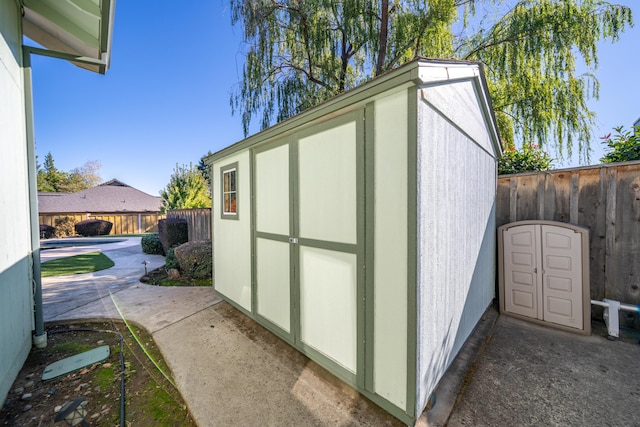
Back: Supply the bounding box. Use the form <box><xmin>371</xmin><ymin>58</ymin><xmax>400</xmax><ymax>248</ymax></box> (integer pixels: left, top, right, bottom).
<box><xmin>373</xmin><ymin>89</ymin><xmax>408</xmax><ymax>408</ymax></box>
<box><xmin>415</xmin><ymin>85</ymin><xmax>496</xmax><ymax>415</ymax></box>
<box><xmin>0</xmin><ymin>1</ymin><xmax>34</xmax><ymax>404</ymax></box>
<box><xmin>212</xmin><ymin>152</ymin><xmax>252</xmax><ymax>311</ymax></box>
<box><xmin>418</xmin><ymin>81</ymin><xmax>495</xmax><ymax>157</ymax></box>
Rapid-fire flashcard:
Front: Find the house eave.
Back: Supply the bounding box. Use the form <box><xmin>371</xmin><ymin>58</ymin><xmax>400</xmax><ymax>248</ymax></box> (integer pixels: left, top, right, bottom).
<box><xmin>21</xmin><ymin>0</ymin><xmax>115</xmax><ymax>74</ymax></box>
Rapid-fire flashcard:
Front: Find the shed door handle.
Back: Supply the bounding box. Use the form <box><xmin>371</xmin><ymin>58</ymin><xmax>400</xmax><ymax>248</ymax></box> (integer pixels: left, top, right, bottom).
<box><xmin>289</xmin><ymin>237</ymin><xmax>298</xmax><ymax>244</ymax></box>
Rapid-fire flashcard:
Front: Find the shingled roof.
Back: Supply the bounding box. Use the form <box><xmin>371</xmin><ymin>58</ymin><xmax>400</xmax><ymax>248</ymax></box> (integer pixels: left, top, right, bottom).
<box><xmin>38</xmin><ymin>179</ymin><xmax>162</xmax><ymax>213</ymax></box>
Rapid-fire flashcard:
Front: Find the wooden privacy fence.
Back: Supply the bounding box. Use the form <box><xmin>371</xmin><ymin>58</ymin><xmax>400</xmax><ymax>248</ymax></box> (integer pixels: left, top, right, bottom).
<box><xmin>39</xmin><ymin>212</ymin><xmax>165</xmax><ymax>235</ymax></box>
<box><xmin>167</xmin><ymin>208</ymin><xmax>211</xmax><ymax>241</ymax></box>
<box><xmin>497</xmin><ymin>161</ymin><xmax>640</xmax><ymax>328</ymax></box>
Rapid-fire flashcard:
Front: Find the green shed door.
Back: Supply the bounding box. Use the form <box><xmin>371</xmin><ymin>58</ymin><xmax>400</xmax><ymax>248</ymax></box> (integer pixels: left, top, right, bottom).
<box><xmin>252</xmin><ymin>110</ymin><xmax>365</xmax><ymax>383</ymax></box>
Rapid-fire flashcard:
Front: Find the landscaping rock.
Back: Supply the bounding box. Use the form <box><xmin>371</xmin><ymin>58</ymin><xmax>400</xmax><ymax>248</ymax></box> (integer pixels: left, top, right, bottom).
<box><xmin>174</xmin><ymin>240</ymin><xmax>212</xmax><ymax>279</ymax></box>
<box><xmin>167</xmin><ymin>268</ymin><xmax>181</xmax><ymax>280</ymax></box>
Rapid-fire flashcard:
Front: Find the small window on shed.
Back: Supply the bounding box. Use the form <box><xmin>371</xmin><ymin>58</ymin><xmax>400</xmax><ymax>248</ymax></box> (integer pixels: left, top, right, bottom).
<box><xmin>221</xmin><ymin>163</ymin><xmax>238</xmax><ymax>219</ymax></box>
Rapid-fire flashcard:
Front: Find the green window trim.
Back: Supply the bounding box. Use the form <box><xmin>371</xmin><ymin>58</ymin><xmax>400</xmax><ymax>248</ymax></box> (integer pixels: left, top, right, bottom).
<box><xmin>220</xmin><ymin>162</ymin><xmax>239</xmax><ymax>220</ymax></box>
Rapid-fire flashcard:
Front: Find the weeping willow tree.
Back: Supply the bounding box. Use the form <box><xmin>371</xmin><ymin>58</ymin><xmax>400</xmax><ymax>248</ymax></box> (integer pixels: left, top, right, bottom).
<box><xmin>230</xmin><ymin>0</ymin><xmax>633</xmax><ymax>161</ymax></box>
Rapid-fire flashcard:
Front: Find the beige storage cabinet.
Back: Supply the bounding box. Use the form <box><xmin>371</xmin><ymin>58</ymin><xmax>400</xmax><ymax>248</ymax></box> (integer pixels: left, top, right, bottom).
<box><xmin>205</xmin><ymin>58</ymin><xmax>501</xmax><ymax>425</ymax></box>
<box><xmin>498</xmin><ymin>220</ymin><xmax>591</xmax><ymax>334</ymax></box>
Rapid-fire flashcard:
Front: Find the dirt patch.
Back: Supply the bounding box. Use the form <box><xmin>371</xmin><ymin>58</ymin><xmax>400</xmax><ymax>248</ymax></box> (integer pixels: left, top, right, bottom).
<box><xmin>1</xmin><ymin>321</ymin><xmax>196</xmax><ymax>426</ymax></box>
<box><xmin>140</xmin><ymin>266</ymin><xmax>211</xmax><ymax>287</ymax></box>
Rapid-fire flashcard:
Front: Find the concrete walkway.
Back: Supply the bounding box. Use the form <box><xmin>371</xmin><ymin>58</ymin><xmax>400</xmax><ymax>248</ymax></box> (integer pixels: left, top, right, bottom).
<box><xmin>41</xmin><ymin>237</ymin><xmax>640</xmax><ymax>426</ymax></box>
<box><xmin>40</xmin><ymin>238</ymin><xmax>400</xmax><ymax>426</ymax></box>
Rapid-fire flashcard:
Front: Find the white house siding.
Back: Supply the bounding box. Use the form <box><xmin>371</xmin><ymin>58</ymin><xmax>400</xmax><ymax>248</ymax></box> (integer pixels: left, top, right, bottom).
<box><xmin>414</xmin><ymin>80</ymin><xmax>497</xmax><ymax>416</ymax></box>
<box><xmin>0</xmin><ymin>1</ymin><xmax>34</xmax><ymax>404</ymax></box>
<box><xmin>212</xmin><ymin>152</ymin><xmax>252</xmax><ymax>311</ymax></box>
<box><xmin>373</xmin><ymin>88</ymin><xmax>409</xmax><ymax>408</ymax></box>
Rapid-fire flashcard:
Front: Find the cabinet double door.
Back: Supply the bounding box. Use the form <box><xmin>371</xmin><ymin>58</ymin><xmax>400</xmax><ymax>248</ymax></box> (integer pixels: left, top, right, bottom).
<box><xmin>502</xmin><ymin>222</ymin><xmax>585</xmax><ymax>330</ymax></box>
<box><xmin>252</xmin><ymin>112</ymin><xmax>363</xmax><ymax>380</ymax></box>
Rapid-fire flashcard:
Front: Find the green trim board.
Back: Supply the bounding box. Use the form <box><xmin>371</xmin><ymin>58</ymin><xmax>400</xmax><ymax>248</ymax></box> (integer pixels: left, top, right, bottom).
<box><xmin>289</xmin><ymin>138</ymin><xmax>301</xmax><ymax>347</ymax></box>
<box><xmin>363</xmin><ymin>102</ymin><xmax>376</xmax><ymax>393</ymax></box>
<box><xmin>355</xmin><ymin>107</ymin><xmax>367</xmax><ymax>392</ymax></box>
<box><xmin>405</xmin><ymin>86</ymin><xmax>419</xmax><ymax>418</ymax></box>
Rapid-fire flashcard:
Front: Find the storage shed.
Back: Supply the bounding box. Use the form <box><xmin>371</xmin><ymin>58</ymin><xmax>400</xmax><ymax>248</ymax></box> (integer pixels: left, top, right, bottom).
<box><xmin>205</xmin><ymin>58</ymin><xmax>500</xmax><ymax>424</ymax></box>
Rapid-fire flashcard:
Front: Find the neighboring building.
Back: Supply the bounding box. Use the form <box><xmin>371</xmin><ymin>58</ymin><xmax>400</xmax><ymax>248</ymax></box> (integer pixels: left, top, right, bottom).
<box><xmin>39</xmin><ymin>179</ymin><xmax>164</xmax><ymax>234</ymax></box>
<box><xmin>634</xmin><ymin>117</ymin><xmax>639</xmax><ymax>127</ymax></box>
<box><xmin>1</xmin><ymin>0</ymin><xmax>115</xmax><ymax>405</ymax></box>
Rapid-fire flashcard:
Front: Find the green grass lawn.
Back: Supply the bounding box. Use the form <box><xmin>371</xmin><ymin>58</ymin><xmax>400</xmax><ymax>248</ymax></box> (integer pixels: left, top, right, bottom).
<box><xmin>41</xmin><ymin>252</ymin><xmax>115</xmax><ymax>277</ymax></box>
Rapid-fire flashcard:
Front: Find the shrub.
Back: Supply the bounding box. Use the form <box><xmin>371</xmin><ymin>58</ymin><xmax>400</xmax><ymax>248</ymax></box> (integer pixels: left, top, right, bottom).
<box><xmin>174</xmin><ymin>240</ymin><xmax>212</xmax><ymax>279</ymax></box>
<box><xmin>498</xmin><ymin>142</ymin><xmax>554</xmax><ymax>175</ymax></box>
<box><xmin>600</xmin><ymin>125</ymin><xmax>640</xmax><ymax>163</ymax></box>
<box><xmin>54</xmin><ymin>216</ymin><xmax>76</xmax><ymax>237</ymax></box>
<box><xmin>40</xmin><ymin>224</ymin><xmax>56</xmax><ymax>239</ymax></box>
<box><xmin>141</xmin><ymin>233</ymin><xmax>164</xmax><ymax>255</ymax></box>
<box><xmin>165</xmin><ymin>246</ymin><xmax>180</xmax><ymax>270</ymax></box>
<box><xmin>157</xmin><ymin>218</ymin><xmax>188</xmax><ymax>254</ymax></box>
<box><xmin>74</xmin><ymin>219</ymin><xmax>113</xmax><ymax>237</ymax></box>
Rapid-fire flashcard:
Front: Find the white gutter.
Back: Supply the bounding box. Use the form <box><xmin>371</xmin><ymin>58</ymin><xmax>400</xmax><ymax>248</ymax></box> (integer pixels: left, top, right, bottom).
<box><xmin>22</xmin><ymin>51</ymin><xmax>46</xmax><ymax>348</ymax></box>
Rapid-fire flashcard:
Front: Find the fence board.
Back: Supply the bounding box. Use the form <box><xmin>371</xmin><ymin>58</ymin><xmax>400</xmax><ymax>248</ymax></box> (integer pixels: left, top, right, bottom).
<box><xmin>498</xmin><ymin>162</ymin><xmax>640</xmax><ymax>328</ymax></box>
<box><xmin>39</xmin><ymin>212</ymin><xmax>164</xmax><ymax>235</ymax></box>
<box><xmin>515</xmin><ymin>174</ymin><xmax>539</xmax><ymax>221</ymax></box>
<box><xmin>613</xmin><ymin>165</ymin><xmax>640</xmax><ymax>328</ymax></box>
<box><xmin>167</xmin><ymin>209</ymin><xmax>211</xmax><ymax>241</ymax></box>
<box><xmin>496</xmin><ymin>178</ymin><xmax>511</xmax><ymax>227</ymax></box>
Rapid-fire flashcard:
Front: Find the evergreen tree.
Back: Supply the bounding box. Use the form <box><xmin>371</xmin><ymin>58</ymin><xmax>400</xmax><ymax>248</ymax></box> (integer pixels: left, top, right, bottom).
<box><xmin>37</xmin><ymin>152</ymin><xmax>66</xmax><ymax>192</ymax></box>
<box><xmin>198</xmin><ymin>151</ymin><xmax>213</xmax><ymax>193</ymax></box>
<box><xmin>160</xmin><ymin>163</ymin><xmax>212</xmax><ymax>213</ymax></box>
<box><xmin>230</xmin><ymin>0</ymin><xmax>633</xmax><ymax>161</ymax></box>
<box><xmin>37</xmin><ymin>152</ymin><xmax>102</xmax><ymax>192</ymax></box>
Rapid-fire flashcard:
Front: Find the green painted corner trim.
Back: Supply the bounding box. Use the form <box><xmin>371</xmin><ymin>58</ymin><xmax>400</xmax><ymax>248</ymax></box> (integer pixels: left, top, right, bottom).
<box><xmin>355</xmin><ymin>108</ymin><xmax>367</xmax><ymax>391</ymax></box>
<box><xmin>289</xmin><ymin>138</ymin><xmax>301</xmax><ymax>346</ymax></box>
<box><xmin>405</xmin><ymin>85</ymin><xmax>419</xmax><ymax>418</ymax></box>
<box><xmin>363</xmin><ymin>102</ymin><xmax>376</xmax><ymax>392</ymax></box>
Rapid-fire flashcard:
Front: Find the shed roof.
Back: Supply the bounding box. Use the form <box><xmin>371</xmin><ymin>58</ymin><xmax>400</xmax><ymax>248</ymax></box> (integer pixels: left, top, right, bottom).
<box><xmin>21</xmin><ymin>0</ymin><xmax>115</xmax><ymax>74</ymax></box>
<box><xmin>38</xmin><ymin>180</ymin><xmax>161</xmax><ymax>213</ymax></box>
<box><xmin>206</xmin><ymin>58</ymin><xmax>501</xmax><ymax>163</ymax></box>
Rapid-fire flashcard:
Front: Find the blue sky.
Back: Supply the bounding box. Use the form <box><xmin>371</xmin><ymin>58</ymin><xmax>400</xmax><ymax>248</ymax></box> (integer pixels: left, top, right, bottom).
<box><xmin>30</xmin><ymin>1</ymin><xmax>640</xmax><ymax>196</ymax></box>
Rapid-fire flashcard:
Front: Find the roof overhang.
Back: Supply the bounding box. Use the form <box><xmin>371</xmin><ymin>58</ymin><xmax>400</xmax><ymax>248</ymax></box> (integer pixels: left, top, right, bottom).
<box><xmin>21</xmin><ymin>0</ymin><xmax>115</xmax><ymax>74</ymax></box>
